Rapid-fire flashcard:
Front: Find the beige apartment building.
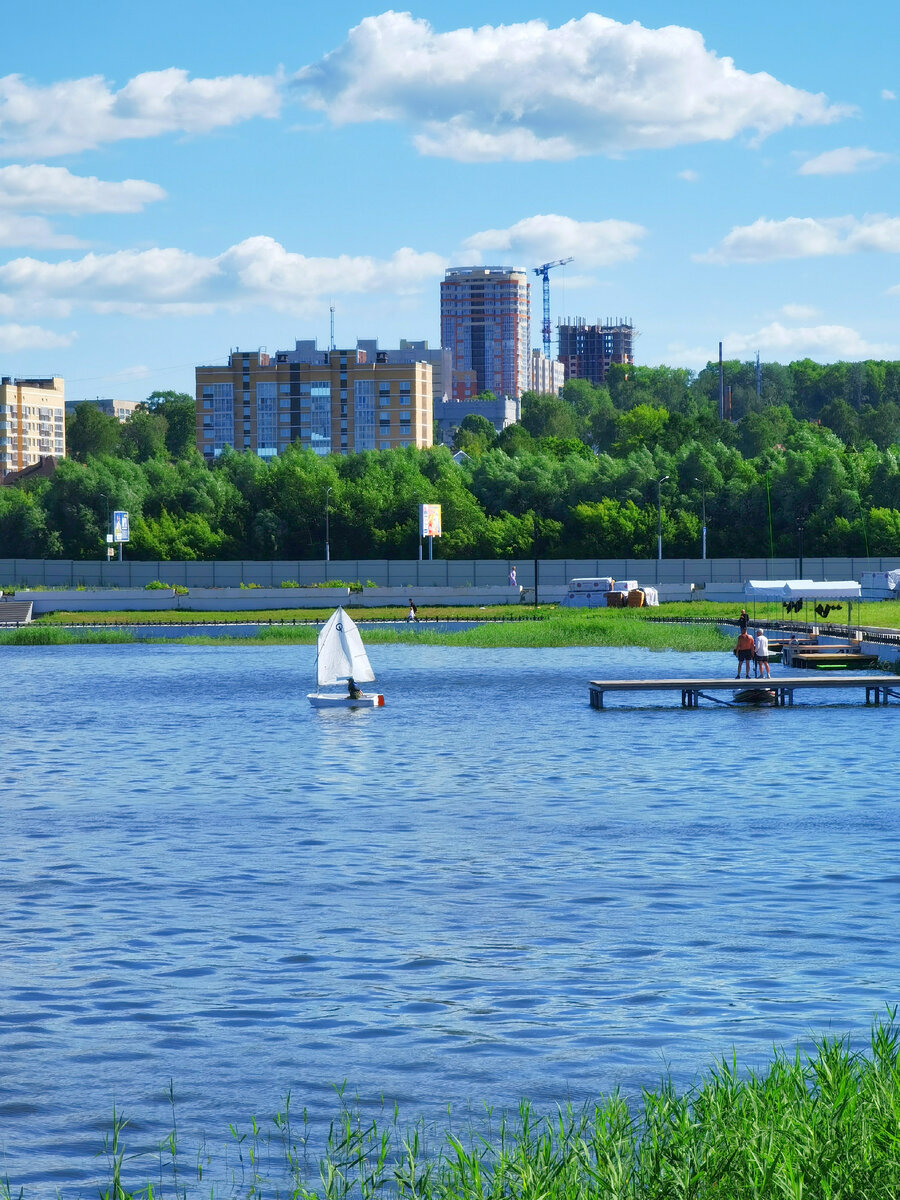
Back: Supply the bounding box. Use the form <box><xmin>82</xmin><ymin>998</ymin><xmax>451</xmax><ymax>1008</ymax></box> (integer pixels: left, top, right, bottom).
<box><xmin>195</xmin><ymin>344</ymin><xmax>432</xmax><ymax>460</ymax></box>
<box><xmin>0</xmin><ymin>375</ymin><xmax>66</xmax><ymax>479</ymax></box>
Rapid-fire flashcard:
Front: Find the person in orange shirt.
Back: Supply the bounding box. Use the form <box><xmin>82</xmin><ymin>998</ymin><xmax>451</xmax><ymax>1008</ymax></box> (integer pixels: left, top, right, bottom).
<box><xmin>735</xmin><ymin>629</ymin><xmax>755</xmax><ymax>679</ymax></box>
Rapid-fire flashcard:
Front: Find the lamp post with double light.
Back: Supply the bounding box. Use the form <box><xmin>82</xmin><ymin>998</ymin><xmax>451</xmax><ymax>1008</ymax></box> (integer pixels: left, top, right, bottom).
<box><xmin>324</xmin><ymin>487</ymin><xmax>331</xmax><ymax>565</ymax></box>
<box><xmin>656</xmin><ymin>475</ymin><xmax>669</xmax><ymax>560</ymax></box>
<box><xmin>694</xmin><ymin>477</ymin><xmax>707</xmax><ymax>560</ymax></box>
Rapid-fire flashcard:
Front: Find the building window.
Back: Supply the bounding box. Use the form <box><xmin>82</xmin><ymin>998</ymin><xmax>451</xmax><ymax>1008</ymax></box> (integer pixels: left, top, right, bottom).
<box><xmin>257</xmin><ymin>381</ymin><xmax>277</xmax><ymax>450</ymax></box>
<box><xmin>212</xmin><ymin>382</ymin><xmax>234</xmax><ymax>450</ymax></box>
<box><xmin>310</xmin><ymin>381</ymin><xmax>331</xmax><ymax>455</ymax></box>
<box><xmin>354</xmin><ymin>379</ymin><xmax>375</xmax><ymax>451</ymax></box>
<box><xmin>379</xmin><ymin>440</ymin><xmax>391</xmax><ymax>449</ymax></box>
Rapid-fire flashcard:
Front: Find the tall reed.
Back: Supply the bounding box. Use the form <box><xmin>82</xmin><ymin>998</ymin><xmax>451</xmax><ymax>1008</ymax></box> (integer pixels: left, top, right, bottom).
<box><xmin>12</xmin><ymin>1013</ymin><xmax>900</xmax><ymax>1199</ymax></box>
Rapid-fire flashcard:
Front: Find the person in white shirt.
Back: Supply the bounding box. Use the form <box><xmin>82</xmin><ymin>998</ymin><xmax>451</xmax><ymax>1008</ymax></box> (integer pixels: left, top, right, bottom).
<box><xmin>754</xmin><ymin>629</ymin><xmax>770</xmax><ymax>678</ymax></box>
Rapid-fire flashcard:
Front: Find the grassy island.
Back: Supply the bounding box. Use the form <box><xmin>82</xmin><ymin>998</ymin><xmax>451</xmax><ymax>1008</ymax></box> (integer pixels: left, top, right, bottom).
<box><xmin>11</xmin><ymin>1016</ymin><xmax>900</xmax><ymax>1199</ymax></box>
<box><xmin>2</xmin><ymin>605</ymin><xmax>737</xmax><ymax>652</ymax></box>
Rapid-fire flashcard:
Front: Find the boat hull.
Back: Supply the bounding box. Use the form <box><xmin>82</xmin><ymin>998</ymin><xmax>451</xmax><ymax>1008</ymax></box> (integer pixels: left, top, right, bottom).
<box><xmin>733</xmin><ymin>688</ymin><xmax>777</xmax><ymax>705</ymax></box>
<box><xmin>308</xmin><ymin>693</ymin><xmax>385</xmax><ymax>708</ymax></box>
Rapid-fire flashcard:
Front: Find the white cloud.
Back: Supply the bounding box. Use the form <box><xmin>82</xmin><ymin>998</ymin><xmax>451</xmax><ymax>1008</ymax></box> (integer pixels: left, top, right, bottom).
<box><xmin>295</xmin><ymin>12</ymin><xmax>850</xmax><ymax>162</ymax></box>
<box><xmin>729</xmin><ymin>322</ymin><xmax>895</xmax><ymax>358</ymax></box>
<box><xmin>0</xmin><ymin>68</ymin><xmax>281</xmax><ymax>157</ymax></box>
<box><xmin>0</xmin><ymin>236</ymin><xmax>447</xmax><ymax>315</ymax></box>
<box><xmin>0</xmin><ymin>247</ymin><xmax>220</xmax><ymax>301</ymax></box>
<box><xmin>677</xmin><ymin>169</ymin><xmax>699</xmax><ymax>182</ymax></box>
<box><xmin>0</xmin><ymin>165</ymin><xmax>165</xmax><ymax>213</ymax></box>
<box><xmin>460</xmin><ymin>214</ymin><xmax>645</xmax><ymax>268</ymax></box>
<box><xmin>673</xmin><ymin>323</ymin><xmax>895</xmax><ymax>365</ymax></box>
<box><xmin>0</xmin><ymin>322</ymin><xmax>75</xmax><ymax>350</ymax></box>
<box><xmin>798</xmin><ymin>147</ymin><xmax>892</xmax><ymax>175</ymax></box>
<box><xmin>0</xmin><ymin>214</ymin><xmax>84</xmax><ymax>249</ymax></box>
<box><xmin>699</xmin><ymin>214</ymin><xmax>900</xmax><ymax>263</ymax></box>
<box><xmin>781</xmin><ymin>303</ymin><xmax>820</xmax><ymax>320</ymax></box>
<box><xmin>882</xmin><ymin>89</ymin><xmax>896</xmax><ymax>100</ymax></box>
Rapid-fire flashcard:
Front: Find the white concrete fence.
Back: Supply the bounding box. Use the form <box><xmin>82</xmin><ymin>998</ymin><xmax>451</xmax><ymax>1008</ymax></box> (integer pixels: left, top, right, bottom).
<box><xmin>3</xmin><ymin>556</ymin><xmax>900</xmax><ymax>591</ymax></box>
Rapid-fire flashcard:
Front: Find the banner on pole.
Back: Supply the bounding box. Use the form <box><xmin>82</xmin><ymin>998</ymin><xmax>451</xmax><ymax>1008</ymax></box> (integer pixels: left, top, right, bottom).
<box><xmin>113</xmin><ymin>511</ymin><xmax>130</xmax><ymax>543</ymax></box>
<box><xmin>419</xmin><ymin>504</ymin><xmax>442</xmax><ymax>538</ymax></box>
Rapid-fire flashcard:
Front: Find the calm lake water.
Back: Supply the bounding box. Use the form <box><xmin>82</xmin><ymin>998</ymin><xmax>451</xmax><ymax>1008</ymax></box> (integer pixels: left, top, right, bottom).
<box><xmin>3</xmin><ymin>642</ymin><xmax>900</xmax><ymax>1195</ymax></box>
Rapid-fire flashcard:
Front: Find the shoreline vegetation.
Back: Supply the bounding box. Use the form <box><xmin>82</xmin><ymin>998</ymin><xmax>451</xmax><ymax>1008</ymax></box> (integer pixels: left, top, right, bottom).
<box><xmin>7</xmin><ymin>1015</ymin><xmax>900</xmax><ymax>1199</ymax></box>
<box><xmin>3</xmin><ymin>599</ymin><xmax>898</xmax><ymax>651</ymax></box>
<box><xmin>1</xmin><ymin>606</ymin><xmax>742</xmax><ymax>651</ymax></box>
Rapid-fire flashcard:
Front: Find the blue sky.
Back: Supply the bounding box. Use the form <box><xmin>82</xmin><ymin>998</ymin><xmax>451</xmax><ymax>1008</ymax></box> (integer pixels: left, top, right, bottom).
<box><xmin>2</xmin><ymin>0</ymin><xmax>899</xmax><ymax>400</ymax></box>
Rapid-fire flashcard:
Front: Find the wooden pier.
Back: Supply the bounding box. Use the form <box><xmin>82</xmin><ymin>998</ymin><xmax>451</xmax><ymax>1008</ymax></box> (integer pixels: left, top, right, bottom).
<box><xmin>588</xmin><ymin>675</ymin><xmax>900</xmax><ymax>710</ymax></box>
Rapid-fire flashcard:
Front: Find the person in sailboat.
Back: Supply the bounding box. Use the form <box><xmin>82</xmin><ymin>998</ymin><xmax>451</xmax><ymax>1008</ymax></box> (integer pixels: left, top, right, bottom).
<box><xmin>347</xmin><ymin>676</ymin><xmax>363</xmax><ymax>700</ymax></box>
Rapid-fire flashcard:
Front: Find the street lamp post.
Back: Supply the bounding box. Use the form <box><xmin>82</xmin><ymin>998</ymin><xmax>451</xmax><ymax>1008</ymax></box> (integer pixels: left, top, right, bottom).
<box><xmin>98</xmin><ymin>493</ymin><xmax>112</xmax><ymax>560</ymax></box>
<box><xmin>694</xmin><ymin>477</ymin><xmax>707</xmax><ymax>560</ymax></box>
<box><xmin>797</xmin><ymin>520</ymin><xmax>805</xmax><ymax>580</ymax></box>
<box><xmin>656</xmin><ymin>475</ymin><xmax>669</xmax><ymax>560</ymax></box>
<box><xmin>324</xmin><ymin>487</ymin><xmax>331</xmax><ymax>565</ymax></box>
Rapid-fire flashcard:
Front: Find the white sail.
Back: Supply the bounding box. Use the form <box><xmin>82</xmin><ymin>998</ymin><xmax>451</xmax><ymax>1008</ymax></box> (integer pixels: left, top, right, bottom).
<box><xmin>316</xmin><ymin>607</ymin><xmax>375</xmax><ymax>687</ymax></box>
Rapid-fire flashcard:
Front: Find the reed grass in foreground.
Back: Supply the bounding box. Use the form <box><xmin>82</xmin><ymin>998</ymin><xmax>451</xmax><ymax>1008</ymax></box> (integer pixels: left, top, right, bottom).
<box><xmin>11</xmin><ymin>1015</ymin><xmax>900</xmax><ymax>1199</ymax></box>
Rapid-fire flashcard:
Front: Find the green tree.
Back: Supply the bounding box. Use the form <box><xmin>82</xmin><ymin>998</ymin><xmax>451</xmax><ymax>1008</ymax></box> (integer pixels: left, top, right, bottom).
<box><xmin>144</xmin><ymin>391</ymin><xmax>197</xmax><ymax>459</ymax></box>
<box><xmin>65</xmin><ymin>403</ymin><xmax>122</xmax><ymax>461</ymax></box>
<box><xmin>520</xmin><ymin>392</ymin><xmax>578</xmax><ymax>439</ymax></box>
<box><xmin>452</xmin><ymin>414</ymin><xmax>496</xmax><ymax>457</ymax></box>
<box><xmin>121</xmin><ymin>409</ymin><xmax>168</xmax><ymax>462</ymax></box>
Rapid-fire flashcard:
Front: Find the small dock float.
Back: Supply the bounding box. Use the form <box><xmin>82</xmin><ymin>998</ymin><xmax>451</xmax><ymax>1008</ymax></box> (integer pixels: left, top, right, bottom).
<box><xmin>588</xmin><ymin>675</ymin><xmax>900</xmax><ymax>710</ymax></box>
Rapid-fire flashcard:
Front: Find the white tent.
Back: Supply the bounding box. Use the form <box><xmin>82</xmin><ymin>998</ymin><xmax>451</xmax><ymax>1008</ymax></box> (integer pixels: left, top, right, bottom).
<box><xmin>743</xmin><ymin>579</ymin><xmax>861</xmax><ymax>600</ymax></box>
<box><xmin>780</xmin><ymin>580</ymin><xmax>861</xmax><ymax>599</ymax></box>
<box><xmin>744</xmin><ymin>579</ymin><xmax>814</xmax><ymax>600</ymax></box>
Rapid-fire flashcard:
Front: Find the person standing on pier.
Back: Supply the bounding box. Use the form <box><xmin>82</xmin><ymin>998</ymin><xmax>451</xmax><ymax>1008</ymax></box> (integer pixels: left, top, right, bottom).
<box><xmin>738</xmin><ymin>608</ymin><xmax>749</xmax><ymax>635</ymax></box>
<box><xmin>754</xmin><ymin>629</ymin><xmax>771</xmax><ymax>679</ymax></box>
<box><xmin>734</xmin><ymin>629</ymin><xmax>755</xmax><ymax>679</ymax></box>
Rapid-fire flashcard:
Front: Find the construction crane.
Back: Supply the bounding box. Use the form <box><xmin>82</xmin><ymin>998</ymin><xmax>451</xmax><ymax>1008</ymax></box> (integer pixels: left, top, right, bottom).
<box><xmin>533</xmin><ymin>258</ymin><xmax>573</xmax><ymax>359</ymax></box>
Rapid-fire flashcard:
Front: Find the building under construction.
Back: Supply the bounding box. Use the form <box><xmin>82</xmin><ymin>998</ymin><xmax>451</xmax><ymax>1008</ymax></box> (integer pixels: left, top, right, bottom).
<box><xmin>557</xmin><ymin>318</ymin><xmax>634</xmax><ymax>386</ymax></box>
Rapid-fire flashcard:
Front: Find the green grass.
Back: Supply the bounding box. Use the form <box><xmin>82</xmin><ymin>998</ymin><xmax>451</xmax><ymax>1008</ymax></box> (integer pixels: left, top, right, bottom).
<box><xmin>34</xmin><ymin>605</ymin><xmax>544</xmax><ymax>625</ymax></box>
<box><xmin>0</xmin><ymin>625</ymin><xmax>134</xmax><ymax>646</ymax></box>
<box><xmin>13</xmin><ymin>1014</ymin><xmax>900</xmax><ymax>1199</ymax></box>
<box><xmin>14</xmin><ymin>610</ymin><xmax>733</xmax><ymax>652</ymax></box>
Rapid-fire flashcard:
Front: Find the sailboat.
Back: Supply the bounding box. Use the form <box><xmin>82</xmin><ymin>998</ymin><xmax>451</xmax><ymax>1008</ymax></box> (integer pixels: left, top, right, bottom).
<box><xmin>307</xmin><ymin>606</ymin><xmax>385</xmax><ymax>708</ymax></box>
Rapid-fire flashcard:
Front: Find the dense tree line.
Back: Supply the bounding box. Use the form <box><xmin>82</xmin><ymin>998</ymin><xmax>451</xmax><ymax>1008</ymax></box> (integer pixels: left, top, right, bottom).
<box><xmin>2</xmin><ymin>364</ymin><xmax>900</xmax><ymax>561</ymax></box>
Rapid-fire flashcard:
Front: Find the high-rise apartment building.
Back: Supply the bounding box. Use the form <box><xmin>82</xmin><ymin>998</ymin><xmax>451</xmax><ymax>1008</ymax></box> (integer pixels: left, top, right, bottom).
<box><xmin>195</xmin><ymin>343</ymin><xmax>432</xmax><ymax>460</ymax></box>
<box><xmin>355</xmin><ymin>338</ymin><xmax>451</xmax><ymax>403</ymax></box>
<box><xmin>557</xmin><ymin>319</ymin><xmax>634</xmax><ymax>386</ymax></box>
<box><xmin>0</xmin><ymin>375</ymin><xmax>65</xmax><ymax>479</ymax></box>
<box><xmin>531</xmin><ymin>350</ymin><xmax>566</xmax><ymax>396</ymax></box>
<box><xmin>441</xmin><ymin>267</ymin><xmax>531</xmax><ymax>400</ymax></box>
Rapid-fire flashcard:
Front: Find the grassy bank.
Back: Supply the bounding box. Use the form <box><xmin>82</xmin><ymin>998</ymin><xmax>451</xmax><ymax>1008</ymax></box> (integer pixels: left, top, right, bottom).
<box><xmin>16</xmin><ymin>608</ymin><xmax>734</xmax><ymax>652</ymax></box>
<box><xmin>33</xmin><ymin>597</ymin><xmax>900</xmax><ymax>629</ymax></box>
<box><xmin>12</xmin><ymin>1016</ymin><xmax>900</xmax><ymax>1199</ymax></box>
<box><xmin>0</xmin><ymin>625</ymin><xmax>135</xmax><ymax>646</ymax></box>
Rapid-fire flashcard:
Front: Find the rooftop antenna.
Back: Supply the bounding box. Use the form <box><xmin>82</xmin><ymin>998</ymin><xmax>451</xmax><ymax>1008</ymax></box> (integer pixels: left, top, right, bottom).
<box><xmin>533</xmin><ymin>258</ymin><xmax>574</xmax><ymax>358</ymax></box>
<box><xmin>329</xmin><ymin>304</ymin><xmax>336</xmax><ymax>351</ymax></box>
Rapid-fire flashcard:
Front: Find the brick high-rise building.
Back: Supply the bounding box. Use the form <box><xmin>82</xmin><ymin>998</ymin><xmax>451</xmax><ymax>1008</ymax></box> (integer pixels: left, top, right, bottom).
<box><xmin>195</xmin><ymin>343</ymin><xmax>432</xmax><ymax>460</ymax></box>
<box><xmin>0</xmin><ymin>375</ymin><xmax>65</xmax><ymax>479</ymax></box>
<box><xmin>557</xmin><ymin>318</ymin><xmax>634</xmax><ymax>386</ymax></box>
<box><xmin>441</xmin><ymin>267</ymin><xmax>531</xmax><ymax>400</ymax></box>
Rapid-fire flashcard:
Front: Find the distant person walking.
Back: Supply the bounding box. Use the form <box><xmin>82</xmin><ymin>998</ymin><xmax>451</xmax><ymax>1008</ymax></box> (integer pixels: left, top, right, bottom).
<box><xmin>407</xmin><ymin>598</ymin><xmax>419</xmax><ymax>623</ymax></box>
<box><xmin>754</xmin><ymin>629</ymin><xmax>771</xmax><ymax>679</ymax></box>
<box><xmin>509</xmin><ymin>565</ymin><xmax>518</xmax><ymax>588</ymax></box>
<box><xmin>734</xmin><ymin>629</ymin><xmax>755</xmax><ymax>679</ymax></box>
